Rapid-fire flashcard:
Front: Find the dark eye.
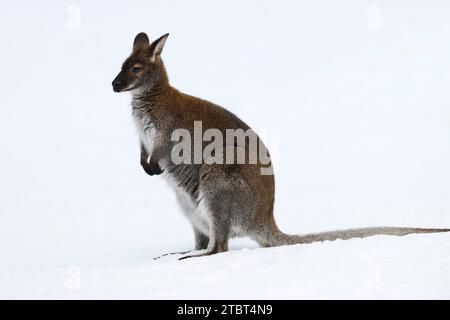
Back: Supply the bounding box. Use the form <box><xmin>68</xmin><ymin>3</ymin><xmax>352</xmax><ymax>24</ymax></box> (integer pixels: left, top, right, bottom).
<box><xmin>132</xmin><ymin>67</ymin><xmax>142</xmax><ymax>73</ymax></box>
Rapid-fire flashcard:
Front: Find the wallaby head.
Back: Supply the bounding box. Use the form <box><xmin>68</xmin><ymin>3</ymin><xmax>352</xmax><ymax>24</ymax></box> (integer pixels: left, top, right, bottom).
<box><xmin>112</xmin><ymin>32</ymin><xmax>169</xmax><ymax>93</ymax></box>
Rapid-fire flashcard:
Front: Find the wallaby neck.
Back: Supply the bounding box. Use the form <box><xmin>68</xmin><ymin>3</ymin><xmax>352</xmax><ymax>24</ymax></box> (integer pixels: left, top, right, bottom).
<box><xmin>131</xmin><ymin>62</ymin><xmax>171</xmax><ymax>103</ymax></box>
<box><xmin>131</xmin><ymin>83</ymin><xmax>176</xmax><ymax>123</ymax></box>
<box><xmin>132</xmin><ymin>84</ymin><xmax>170</xmax><ymax>102</ymax></box>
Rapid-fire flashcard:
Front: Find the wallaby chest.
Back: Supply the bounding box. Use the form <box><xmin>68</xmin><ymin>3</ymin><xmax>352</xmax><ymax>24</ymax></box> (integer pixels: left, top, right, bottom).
<box><xmin>132</xmin><ymin>101</ymin><xmax>158</xmax><ymax>156</ymax></box>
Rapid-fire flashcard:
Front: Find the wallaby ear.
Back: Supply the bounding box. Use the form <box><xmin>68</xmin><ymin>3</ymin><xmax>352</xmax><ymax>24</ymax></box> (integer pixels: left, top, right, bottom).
<box><xmin>133</xmin><ymin>32</ymin><xmax>150</xmax><ymax>51</ymax></box>
<box><xmin>148</xmin><ymin>33</ymin><xmax>169</xmax><ymax>61</ymax></box>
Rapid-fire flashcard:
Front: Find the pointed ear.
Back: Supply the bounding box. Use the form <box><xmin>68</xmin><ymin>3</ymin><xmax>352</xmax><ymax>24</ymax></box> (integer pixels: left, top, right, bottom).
<box><xmin>133</xmin><ymin>32</ymin><xmax>149</xmax><ymax>51</ymax></box>
<box><xmin>148</xmin><ymin>33</ymin><xmax>169</xmax><ymax>61</ymax></box>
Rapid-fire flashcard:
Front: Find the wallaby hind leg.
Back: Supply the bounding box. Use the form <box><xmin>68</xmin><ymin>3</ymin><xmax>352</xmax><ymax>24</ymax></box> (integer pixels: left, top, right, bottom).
<box><xmin>194</xmin><ymin>228</ymin><xmax>210</xmax><ymax>250</ymax></box>
<box><xmin>179</xmin><ymin>222</ymin><xmax>229</xmax><ymax>260</ymax></box>
<box><xmin>179</xmin><ymin>192</ymin><xmax>231</xmax><ymax>260</ymax></box>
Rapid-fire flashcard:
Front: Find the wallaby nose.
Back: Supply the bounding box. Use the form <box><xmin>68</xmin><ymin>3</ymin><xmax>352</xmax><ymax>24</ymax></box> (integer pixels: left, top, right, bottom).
<box><xmin>112</xmin><ymin>80</ymin><xmax>122</xmax><ymax>92</ymax></box>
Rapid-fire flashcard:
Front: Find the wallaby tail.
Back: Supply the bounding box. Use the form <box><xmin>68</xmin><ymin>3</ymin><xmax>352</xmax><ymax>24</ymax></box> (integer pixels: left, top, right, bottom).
<box><xmin>259</xmin><ymin>220</ymin><xmax>450</xmax><ymax>247</ymax></box>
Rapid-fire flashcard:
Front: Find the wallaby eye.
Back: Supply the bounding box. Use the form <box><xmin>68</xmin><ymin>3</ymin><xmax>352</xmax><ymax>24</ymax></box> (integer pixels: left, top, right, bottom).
<box><xmin>132</xmin><ymin>67</ymin><xmax>142</xmax><ymax>73</ymax></box>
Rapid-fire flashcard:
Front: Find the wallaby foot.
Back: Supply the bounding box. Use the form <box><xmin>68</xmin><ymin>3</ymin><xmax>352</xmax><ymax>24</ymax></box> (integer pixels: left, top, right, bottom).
<box><xmin>178</xmin><ymin>250</ymin><xmax>211</xmax><ymax>260</ymax></box>
<box><xmin>178</xmin><ymin>246</ymin><xmax>226</xmax><ymax>260</ymax></box>
<box><xmin>154</xmin><ymin>230</ymin><xmax>210</xmax><ymax>260</ymax></box>
<box><xmin>179</xmin><ymin>241</ymin><xmax>228</xmax><ymax>260</ymax></box>
<box><xmin>153</xmin><ymin>250</ymin><xmax>191</xmax><ymax>260</ymax></box>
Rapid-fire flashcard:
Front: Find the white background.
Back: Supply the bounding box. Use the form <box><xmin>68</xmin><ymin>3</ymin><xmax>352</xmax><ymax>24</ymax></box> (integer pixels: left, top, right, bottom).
<box><xmin>0</xmin><ymin>0</ymin><xmax>449</xmax><ymax>299</ymax></box>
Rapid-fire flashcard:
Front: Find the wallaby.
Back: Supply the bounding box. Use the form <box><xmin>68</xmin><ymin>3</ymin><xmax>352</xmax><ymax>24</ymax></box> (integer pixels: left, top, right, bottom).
<box><xmin>112</xmin><ymin>32</ymin><xmax>449</xmax><ymax>260</ymax></box>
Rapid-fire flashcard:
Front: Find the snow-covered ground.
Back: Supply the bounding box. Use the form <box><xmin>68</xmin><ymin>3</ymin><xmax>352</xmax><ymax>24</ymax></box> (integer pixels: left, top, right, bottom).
<box><xmin>1</xmin><ymin>0</ymin><xmax>450</xmax><ymax>299</ymax></box>
<box><xmin>3</xmin><ymin>233</ymin><xmax>450</xmax><ymax>299</ymax></box>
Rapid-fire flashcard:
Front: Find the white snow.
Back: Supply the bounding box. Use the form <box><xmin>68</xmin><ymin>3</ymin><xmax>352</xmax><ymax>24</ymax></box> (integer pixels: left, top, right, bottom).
<box><xmin>1</xmin><ymin>0</ymin><xmax>450</xmax><ymax>299</ymax></box>
<box><xmin>2</xmin><ymin>233</ymin><xmax>450</xmax><ymax>299</ymax></box>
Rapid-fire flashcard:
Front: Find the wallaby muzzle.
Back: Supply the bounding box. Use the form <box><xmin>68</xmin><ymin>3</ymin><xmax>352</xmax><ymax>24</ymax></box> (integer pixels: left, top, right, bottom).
<box><xmin>112</xmin><ymin>71</ymin><xmax>128</xmax><ymax>92</ymax></box>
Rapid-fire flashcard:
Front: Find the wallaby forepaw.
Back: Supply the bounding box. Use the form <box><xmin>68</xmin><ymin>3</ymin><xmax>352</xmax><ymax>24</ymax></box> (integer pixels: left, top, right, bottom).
<box><xmin>141</xmin><ymin>163</ymin><xmax>164</xmax><ymax>176</ymax></box>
